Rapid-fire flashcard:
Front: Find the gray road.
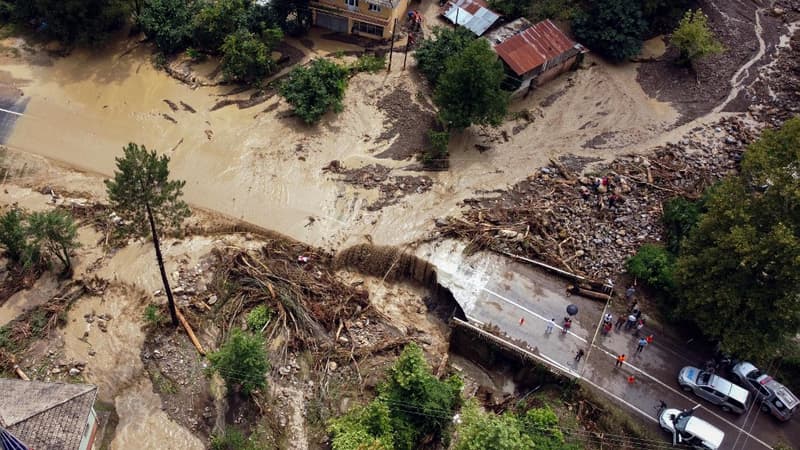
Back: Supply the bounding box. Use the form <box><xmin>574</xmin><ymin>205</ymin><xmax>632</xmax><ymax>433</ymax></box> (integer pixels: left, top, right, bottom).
<box><xmin>419</xmin><ymin>240</ymin><xmax>798</xmax><ymax>450</ymax></box>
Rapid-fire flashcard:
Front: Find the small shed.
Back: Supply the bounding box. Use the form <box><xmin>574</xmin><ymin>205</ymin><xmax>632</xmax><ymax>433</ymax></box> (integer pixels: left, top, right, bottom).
<box><xmin>487</xmin><ymin>18</ymin><xmax>587</xmax><ymax>95</ymax></box>
<box><xmin>440</xmin><ymin>0</ymin><xmax>500</xmax><ymax>36</ymax></box>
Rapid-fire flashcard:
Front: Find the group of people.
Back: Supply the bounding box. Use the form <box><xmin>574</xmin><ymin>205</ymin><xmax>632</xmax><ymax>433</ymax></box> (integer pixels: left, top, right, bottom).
<box><xmin>579</xmin><ymin>175</ymin><xmax>631</xmax><ymax>210</ymax></box>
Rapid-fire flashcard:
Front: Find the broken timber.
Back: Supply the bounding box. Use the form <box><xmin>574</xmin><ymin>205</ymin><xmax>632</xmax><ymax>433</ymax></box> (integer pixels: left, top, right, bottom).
<box><xmin>500</xmin><ymin>251</ymin><xmax>613</xmax><ymax>300</ymax></box>
<box><xmin>177</xmin><ymin>308</ymin><xmax>206</xmax><ymax>356</ymax></box>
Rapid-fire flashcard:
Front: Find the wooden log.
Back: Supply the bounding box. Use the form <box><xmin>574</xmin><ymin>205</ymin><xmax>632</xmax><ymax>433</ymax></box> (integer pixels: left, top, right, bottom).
<box><xmin>176</xmin><ymin>308</ymin><xmax>206</xmax><ymax>356</ymax></box>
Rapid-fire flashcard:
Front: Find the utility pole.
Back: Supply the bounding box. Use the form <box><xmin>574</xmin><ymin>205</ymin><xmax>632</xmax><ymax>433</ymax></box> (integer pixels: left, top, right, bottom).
<box><xmin>387</xmin><ymin>18</ymin><xmax>397</xmax><ymax>72</ymax></box>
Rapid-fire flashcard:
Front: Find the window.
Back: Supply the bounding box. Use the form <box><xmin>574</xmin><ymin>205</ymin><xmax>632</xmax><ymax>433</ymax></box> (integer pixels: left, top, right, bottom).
<box><xmin>368</xmin><ymin>3</ymin><xmax>381</xmax><ymax>12</ymax></box>
<box><xmin>345</xmin><ymin>0</ymin><xmax>358</xmax><ymax>6</ymax></box>
<box><xmin>353</xmin><ymin>21</ymin><xmax>383</xmax><ymax>36</ymax></box>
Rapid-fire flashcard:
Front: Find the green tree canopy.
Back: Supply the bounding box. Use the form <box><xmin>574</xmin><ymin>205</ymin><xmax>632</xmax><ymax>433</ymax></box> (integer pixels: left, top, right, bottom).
<box><xmin>27</xmin><ymin>210</ymin><xmax>79</xmax><ymax>276</ymax></box>
<box><xmin>434</xmin><ymin>39</ymin><xmax>508</xmax><ymax>130</ymax></box>
<box><xmin>268</xmin><ymin>0</ymin><xmax>312</xmax><ymax>36</ymax></box>
<box><xmin>670</xmin><ymin>9</ymin><xmax>724</xmax><ymax>66</ymax></box>
<box><xmin>0</xmin><ymin>208</ymin><xmax>35</xmax><ymax>267</ymax></box>
<box><xmin>454</xmin><ymin>401</ymin><xmax>533</xmax><ymax>450</ymax></box>
<box><xmin>662</xmin><ymin>196</ymin><xmax>704</xmax><ymax>254</ymax></box>
<box><xmin>487</xmin><ymin>0</ymin><xmax>529</xmax><ymax>20</ymax></box>
<box><xmin>27</xmin><ymin>0</ymin><xmax>129</xmax><ymax>44</ymax></box>
<box><xmin>675</xmin><ymin>118</ymin><xmax>800</xmax><ymax>360</ymax></box>
<box><xmin>328</xmin><ymin>401</ymin><xmax>394</xmax><ymax>450</ymax></box>
<box><xmin>208</xmin><ymin>329</ymin><xmax>270</xmax><ymax>395</ymax></box>
<box><xmin>573</xmin><ymin>0</ymin><xmax>647</xmax><ymax>62</ymax></box>
<box><xmin>192</xmin><ymin>0</ymin><xmax>252</xmax><ymax>51</ymax></box>
<box><xmin>379</xmin><ymin>343</ymin><xmax>462</xmax><ymax>450</ymax></box>
<box><xmin>414</xmin><ymin>26</ymin><xmax>474</xmax><ymax>86</ymax></box>
<box><xmin>642</xmin><ymin>0</ymin><xmax>692</xmax><ymax>33</ymax></box>
<box><xmin>625</xmin><ymin>244</ymin><xmax>675</xmax><ymax>292</ymax></box>
<box><xmin>105</xmin><ymin>143</ymin><xmax>190</xmax><ymax>325</ymax></box>
<box><xmin>138</xmin><ymin>0</ymin><xmax>200</xmax><ymax>54</ymax></box>
<box><xmin>279</xmin><ymin>58</ymin><xmax>349</xmax><ymax>124</ymax></box>
<box><xmin>220</xmin><ymin>27</ymin><xmax>282</xmax><ymax>82</ymax></box>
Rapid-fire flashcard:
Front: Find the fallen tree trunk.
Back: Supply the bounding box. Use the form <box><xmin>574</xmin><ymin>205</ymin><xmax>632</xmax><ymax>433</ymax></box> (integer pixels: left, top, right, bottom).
<box><xmin>177</xmin><ymin>308</ymin><xmax>206</xmax><ymax>356</ymax></box>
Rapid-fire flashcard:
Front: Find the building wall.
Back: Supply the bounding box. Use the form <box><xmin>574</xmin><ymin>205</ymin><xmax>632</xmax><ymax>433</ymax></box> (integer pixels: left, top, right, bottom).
<box><xmin>78</xmin><ymin>407</ymin><xmax>98</xmax><ymax>450</ymax></box>
<box><xmin>511</xmin><ymin>54</ymin><xmax>579</xmax><ymax>97</ymax></box>
<box><xmin>310</xmin><ymin>0</ymin><xmax>408</xmax><ymax>39</ymax></box>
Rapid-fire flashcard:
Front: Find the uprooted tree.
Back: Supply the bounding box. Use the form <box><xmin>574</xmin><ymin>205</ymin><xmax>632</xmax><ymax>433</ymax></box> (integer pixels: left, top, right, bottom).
<box><xmin>105</xmin><ymin>143</ymin><xmax>191</xmax><ymax>326</ymax></box>
<box><xmin>0</xmin><ymin>208</ymin><xmax>79</xmax><ymax>276</ymax></box>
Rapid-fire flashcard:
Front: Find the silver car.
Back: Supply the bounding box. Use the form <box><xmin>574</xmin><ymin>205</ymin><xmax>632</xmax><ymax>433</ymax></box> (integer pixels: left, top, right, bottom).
<box><xmin>678</xmin><ymin>366</ymin><xmax>751</xmax><ymax>414</ymax></box>
<box><xmin>731</xmin><ymin>361</ymin><xmax>799</xmax><ymax>421</ymax></box>
<box><xmin>659</xmin><ymin>407</ymin><xmax>725</xmax><ymax>450</ymax></box>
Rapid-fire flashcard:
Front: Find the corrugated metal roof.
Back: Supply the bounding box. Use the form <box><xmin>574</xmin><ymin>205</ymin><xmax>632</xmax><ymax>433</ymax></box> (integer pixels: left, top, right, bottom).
<box><xmin>493</xmin><ymin>19</ymin><xmax>583</xmax><ymax>76</ymax></box>
<box><xmin>441</xmin><ymin>0</ymin><xmax>500</xmax><ymax>36</ymax></box>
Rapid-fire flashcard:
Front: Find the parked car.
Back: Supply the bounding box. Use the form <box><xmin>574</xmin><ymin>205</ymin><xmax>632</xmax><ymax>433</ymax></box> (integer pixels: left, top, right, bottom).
<box><xmin>678</xmin><ymin>366</ymin><xmax>751</xmax><ymax>414</ymax></box>
<box><xmin>659</xmin><ymin>406</ymin><xmax>725</xmax><ymax>450</ymax></box>
<box><xmin>731</xmin><ymin>361</ymin><xmax>799</xmax><ymax>421</ymax></box>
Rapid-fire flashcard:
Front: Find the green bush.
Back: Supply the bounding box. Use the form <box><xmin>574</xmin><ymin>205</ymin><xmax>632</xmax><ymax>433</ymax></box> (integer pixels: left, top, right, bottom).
<box><xmin>0</xmin><ymin>208</ymin><xmax>33</xmax><ymax>265</ymax></box>
<box><xmin>279</xmin><ymin>58</ymin><xmax>349</xmax><ymax>124</ymax></box>
<box><xmin>670</xmin><ymin>9</ymin><xmax>724</xmax><ymax>66</ymax></box>
<box><xmin>350</xmin><ymin>54</ymin><xmax>385</xmax><ymax>74</ymax></box>
<box><xmin>625</xmin><ymin>244</ymin><xmax>675</xmax><ymax>292</ymax></box>
<box><xmin>246</xmin><ymin>305</ymin><xmax>272</xmax><ymax>331</ymax></box>
<box><xmin>210</xmin><ymin>427</ymin><xmax>247</xmax><ymax>450</ymax></box>
<box><xmin>143</xmin><ymin>304</ymin><xmax>165</xmax><ymax>327</ymax></box>
<box><xmin>208</xmin><ymin>329</ymin><xmax>270</xmax><ymax>395</ymax></box>
<box><xmin>328</xmin><ymin>401</ymin><xmax>394</xmax><ymax>450</ymax></box>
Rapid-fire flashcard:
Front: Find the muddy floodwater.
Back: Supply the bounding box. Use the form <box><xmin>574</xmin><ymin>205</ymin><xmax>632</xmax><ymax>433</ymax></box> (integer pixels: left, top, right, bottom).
<box><xmin>0</xmin><ymin>32</ymin><xmax>686</xmax><ymax>252</ymax></box>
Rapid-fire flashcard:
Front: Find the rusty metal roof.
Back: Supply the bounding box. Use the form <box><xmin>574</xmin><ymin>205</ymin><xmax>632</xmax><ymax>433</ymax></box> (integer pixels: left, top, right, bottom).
<box><xmin>493</xmin><ymin>19</ymin><xmax>583</xmax><ymax>76</ymax></box>
<box><xmin>441</xmin><ymin>0</ymin><xmax>500</xmax><ymax>36</ymax></box>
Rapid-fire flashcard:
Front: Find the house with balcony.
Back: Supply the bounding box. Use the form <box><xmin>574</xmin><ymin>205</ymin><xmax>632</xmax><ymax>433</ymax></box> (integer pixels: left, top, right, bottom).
<box><xmin>310</xmin><ymin>0</ymin><xmax>409</xmax><ymax>40</ymax></box>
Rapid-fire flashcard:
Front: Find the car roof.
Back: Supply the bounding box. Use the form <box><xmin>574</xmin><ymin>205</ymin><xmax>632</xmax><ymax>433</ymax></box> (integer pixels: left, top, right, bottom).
<box><xmin>766</xmin><ymin>380</ymin><xmax>800</xmax><ymax>410</ymax></box>
<box><xmin>733</xmin><ymin>361</ymin><xmax>759</xmax><ymax>378</ymax></box>
<box><xmin>705</xmin><ymin>374</ymin><xmax>747</xmax><ymax>400</ymax></box>
<box><xmin>684</xmin><ymin>416</ymin><xmax>725</xmax><ymax>449</ymax></box>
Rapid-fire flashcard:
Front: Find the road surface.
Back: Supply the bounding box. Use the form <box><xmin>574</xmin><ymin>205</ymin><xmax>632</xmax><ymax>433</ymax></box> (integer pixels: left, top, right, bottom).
<box><xmin>419</xmin><ymin>240</ymin><xmax>798</xmax><ymax>450</ymax></box>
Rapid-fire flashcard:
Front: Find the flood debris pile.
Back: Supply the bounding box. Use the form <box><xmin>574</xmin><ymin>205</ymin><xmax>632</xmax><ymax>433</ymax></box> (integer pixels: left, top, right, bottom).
<box><xmin>0</xmin><ymin>280</ymin><xmax>92</xmax><ymax>375</ymax></box>
<box><xmin>323</xmin><ymin>161</ymin><xmax>433</xmax><ymax>211</ymax></box>
<box><xmin>210</xmin><ymin>238</ymin><xmax>388</xmax><ymax>356</ymax></box>
<box><xmin>435</xmin><ymin>117</ymin><xmax>758</xmax><ymax>280</ymax></box>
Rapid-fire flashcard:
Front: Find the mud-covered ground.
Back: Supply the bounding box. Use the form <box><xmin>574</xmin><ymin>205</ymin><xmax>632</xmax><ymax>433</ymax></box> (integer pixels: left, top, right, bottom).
<box><xmin>637</xmin><ymin>0</ymin><xmax>790</xmax><ymax>120</ymax></box>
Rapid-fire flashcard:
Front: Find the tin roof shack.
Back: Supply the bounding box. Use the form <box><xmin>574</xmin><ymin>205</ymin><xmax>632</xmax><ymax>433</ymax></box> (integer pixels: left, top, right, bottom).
<box><xmin>440</xmin><ymin>0</ymin><xmax>500</xmax><ymax>36</ymax></box>
<box><xmin>0</xmin><ymin>379</ymin><xmax>99</xmax><ymax>450</ymax></box>
<box><xmin>487</xmin><ymin>19</ymin><xmax>586</xmax><ymax>96</ymax></box>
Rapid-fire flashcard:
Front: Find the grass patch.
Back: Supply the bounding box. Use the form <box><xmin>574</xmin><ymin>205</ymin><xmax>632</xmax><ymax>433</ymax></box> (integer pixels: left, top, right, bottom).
<box><xmin>150</xmin><ymin>369</ymin><xmax>178</xmax><ymax>395</ymax></box>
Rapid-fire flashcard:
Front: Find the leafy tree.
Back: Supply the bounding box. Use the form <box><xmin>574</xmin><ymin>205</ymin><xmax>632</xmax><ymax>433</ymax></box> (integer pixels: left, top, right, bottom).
<box><xmin>488</xmin><ymin>0</ymin><xmax>529</xmax><ymax>20</ymax></box>
<box><xmin>626</xmin><ymin>244</ymin><xmax>675</xmax><ymax>292</ymax></box>
<box><xmin>31</xmin><ymin>0</ymin><xmax>129</xmax><ymax>44</ymax></box>
<box><xmin>521</xmin><ymin>405</ymin><xmax>577</xmax><ymax>449</ymax></box>
<box><xmin>414</xmin><ymin>27</ymin><xmax>474</xmax><ymax>86</ymax></box>
<box><xmin>379</xmin><ymin>343</ymin><xmax>462</xmax><ymax>450</ymax></box>
<box><xmin>434</xmin><ymin>39</ymin><xmax>508</xmax><ymax>130</ymax></box>
<box><xmin>27</xmin><ymin>210</ymin><xmax>79</xmax><ymax>276</ymax></box>
<box><xmin>675</xmin><ymin>118</ymin><xmax>800</xmax><ymax>360</ymax></box>
<box><xmin>573</xmin><ymin>0</ymin><xmax>647</xmax><ymax>62</ymax></box>
<box><xmin>208</xmin><ymin>329</ymin><xmax>270</xmax><ymax>395</ymax></box>
<box><xmin>0</xmin><ymin>208</ymin><xmax>33</xmax><ymax>265</ymax></box>
<box><xmin>454</xmin><ymin>401</ymin><xmax>533</xmax><ymax>450</ymax></box>
<box><xmin>220</xmin><ymin>28</ymin><xmax>282</xmax><ymax>82</ymax></box>
<box><xmin>105</xmin><ymin>143</ymin><xmax>191</xmax><ymax>326</ymax></box>
<box><xmin>268</xmin><ymin>0</ymin><xmax>311</xmax><ymax>36</ymax></box>
<box><xmin>192</xmin><ymin>0</ymin><xmax>251</xmax><ymax>51</ymax></box>
<box><xmin>662</xmin><ymin>197</ymin><xmax>703</xmax><ymax>254</ymax></box>
<box><xmin>138</xmin><ymin>0</ymin><xmax>200</xmax><ymax>54</ymax></box>
<box><xmin>328</xmin><ymin>400</ymin><xmax>394</xmax><ymax>450</ymax></box>
<box><xmin>642</xmin><ymin>0</ymin><xmax>692</xmax><ymax>33</ymax></box>
<box><xmin>279</xmin><ymin>58</ymin><xmax>349</xmax><ymax>124</ymax></box>
<box><xmin>670</xmin><ymin>9</ymin><xmax>724</xmax><ymax>67</ymax></box>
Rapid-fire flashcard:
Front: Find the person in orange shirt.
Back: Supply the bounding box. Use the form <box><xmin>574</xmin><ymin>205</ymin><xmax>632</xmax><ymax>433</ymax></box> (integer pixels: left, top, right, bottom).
<box><xmin>615</xmin><ymin>354</ymin><xmax>626</xmax><ymax>368</ymax></box>
<box><xmin>646</xmin><ymin>334</ymin><xmax>654</xmax><ymax>345</ymax></box>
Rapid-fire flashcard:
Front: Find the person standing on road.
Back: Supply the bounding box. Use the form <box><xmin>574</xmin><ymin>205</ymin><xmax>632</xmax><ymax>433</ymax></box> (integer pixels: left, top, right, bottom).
<box><xmin>615</xmin><ymin>315</ymin><xmax>627</xmax><ymax>330</ymax></box>
<box><xmin>545</xmin><ymin>318</ymin><xmax>555</xmax><ymax>334</ymax></box>
<box><xmin>625</xmin><ymin>313</ymin><xmax>637</xmax><ymax>330</ymax></box>
<box><xmin>602</xmin><ymin>321</ymin><xmax>612</xmax><ymax>335</ymax></box>
<box><xmin>615</xmin><ymin>354</ymin><xmax>626</xmax><ymax>368</ymax></box>
<box><xmin>646</xmin><ymin>334</ymin><xmax>654</xmax><ymax>345</ymax></box>
<box><xmin>626</xmin><ymin>285</ymin><xmax>636</xmax><ymax>302</ymax></box>
<box><xmin>633</xmin><ymin>318</ymin><xmax>646</xmax><ymax>337</ymax></box>
<box><xmin>636</xmin><ymin>337</ymin><xmax>647</xmax><ymax>354</ymax></box>
<box><xmin>575</xmin><ymin>349</ymin><xmax>585</xmax><ymax>362</ymax></box>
